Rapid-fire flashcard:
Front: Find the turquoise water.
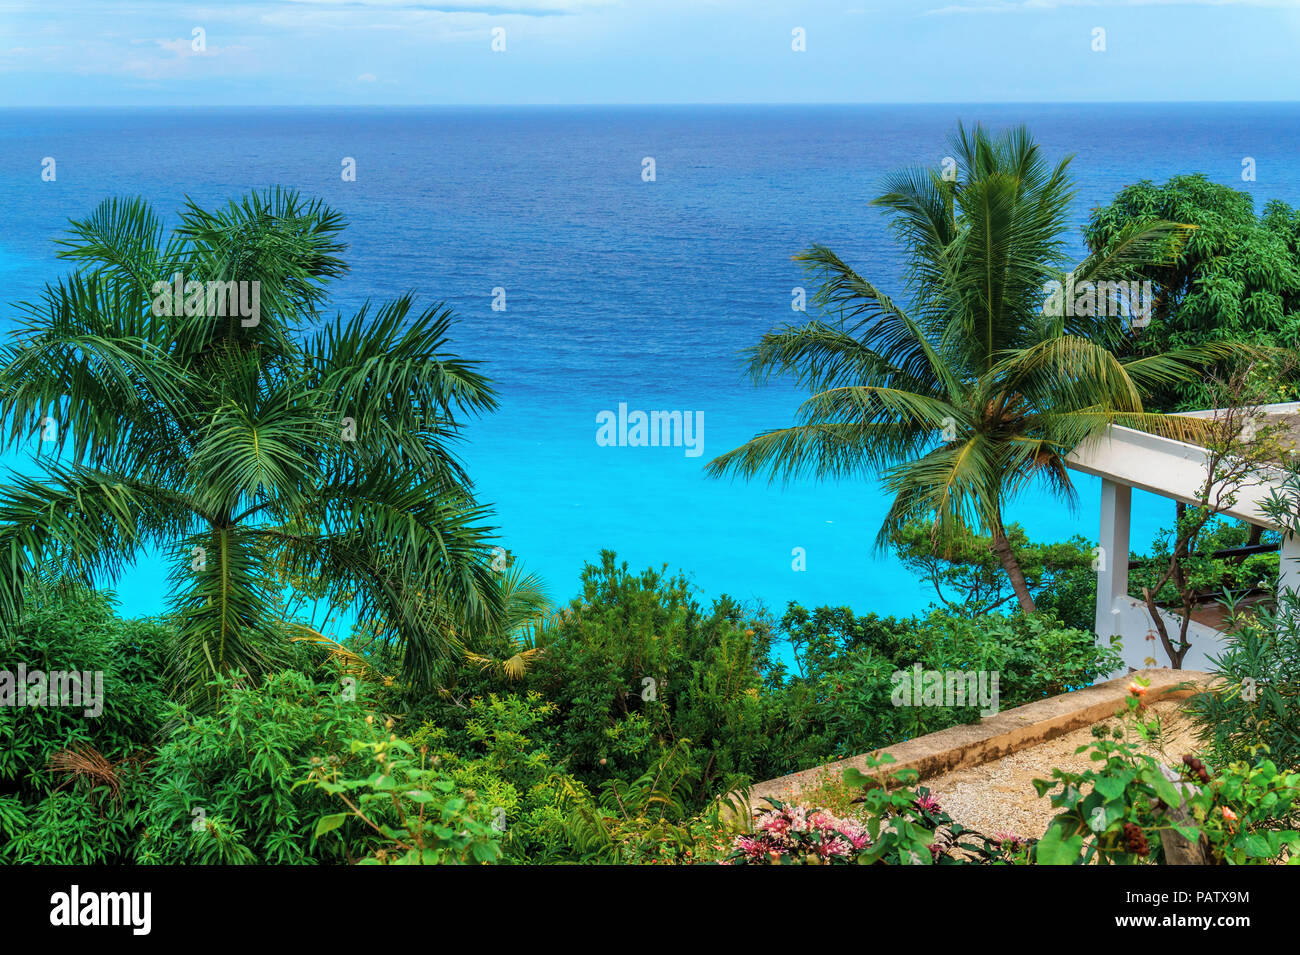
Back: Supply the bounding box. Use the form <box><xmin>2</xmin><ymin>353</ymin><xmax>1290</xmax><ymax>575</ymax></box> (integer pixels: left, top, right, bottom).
<box><xmin>3</xmin><ymin>104</ymin><xmax>1293</xmax><ymax>627</ymax></box>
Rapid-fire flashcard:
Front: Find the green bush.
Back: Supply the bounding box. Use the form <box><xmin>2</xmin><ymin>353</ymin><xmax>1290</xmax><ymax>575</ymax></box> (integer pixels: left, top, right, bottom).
<box><xmin>776</xmin><ymin>603</ymin><xmax>1122</xmax><ymax>760</ymax></box>
<box><xmin>0</xmin><ymin>582</ymin><xmax>170</xmax><ymax>796</ymax></box>
<box><xmin>135</xmin><ymin>670</ymin><xmax>372</xmax><ymax>864</ymax></box>
<box><xmin>525</xmin><ymin>550</ymin><xmax>791</xmax><ymax>791</ymax></box>
<box><xmin>1187</xmin><ymin>590</ymin><xmax>1300</xmax><ymax>771</ymax></box>
<box><xmin>407</xmin><ymin>692</ymin><xmax>586</xmax><ymax>863</ymax></box>
<box><xmin>1035</xmin><ymin>691</ymin><xmax>1300</xmax><ymax>865</ymax></box>
<box><xmin>0</xmin><ymin>581</ymin><xmax>170</xmax><ymax>864</ymax></box>
<box><xmin>309</xmin><ymin>727</ymin><xmax>503</xmax><ymax>865</ymax></box>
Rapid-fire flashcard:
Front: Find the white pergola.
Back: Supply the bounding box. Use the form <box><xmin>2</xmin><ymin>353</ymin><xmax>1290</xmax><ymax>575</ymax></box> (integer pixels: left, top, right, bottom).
<box><xmin>1064</xmin><ymin>402</ymin><xmax>1300</xmax><ymax>673</ymax></box>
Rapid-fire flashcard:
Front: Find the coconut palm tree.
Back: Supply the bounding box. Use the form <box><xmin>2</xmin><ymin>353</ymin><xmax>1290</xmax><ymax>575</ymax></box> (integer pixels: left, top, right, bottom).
<box><xmin>708</xmin><ymin>124</ymin><xmax>1237</xmax><ymax>613</ymax></box>
<box><xmin>0</xmin><ymin>190</ymin><xmax>502</xmax><ymax>695</ymax></box>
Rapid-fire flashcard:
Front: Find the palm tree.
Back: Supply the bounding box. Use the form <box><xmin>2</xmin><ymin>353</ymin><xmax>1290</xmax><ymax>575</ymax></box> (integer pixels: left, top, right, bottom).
<box><xmin>709</xmin><ymin>124</ymin><xmax>1237</xmax><ymax>614</ymax></box>
<box><xmin>463</xmin><ymin>561</ymin><xmax>559</xmax><ymax>682</ymax></box>
<box><xmin>0</xmin><ymin>190</ymin><xmax>503</xmax><ymax>695</ymax></box>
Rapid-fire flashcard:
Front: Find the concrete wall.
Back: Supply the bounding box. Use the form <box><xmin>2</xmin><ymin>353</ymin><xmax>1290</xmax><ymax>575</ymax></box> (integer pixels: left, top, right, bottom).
<box><xmin>745</xmin><ymin>669</ymin><xmax>1212</xmax><ymax>811</ymax></box>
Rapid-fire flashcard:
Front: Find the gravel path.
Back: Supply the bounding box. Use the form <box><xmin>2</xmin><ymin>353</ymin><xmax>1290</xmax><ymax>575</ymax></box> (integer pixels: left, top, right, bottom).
<box><xmin>924</xmin><ymin>699</ymin><xmax>1202</xmax><ymax>840</ymax></box>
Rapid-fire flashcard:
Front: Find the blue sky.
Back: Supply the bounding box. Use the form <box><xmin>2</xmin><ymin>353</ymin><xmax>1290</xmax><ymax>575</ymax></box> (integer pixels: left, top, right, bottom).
<box><xmin>2</xmin><ymin>0</ymin><xmax>1299</xmax><ymax>105</ymax></box>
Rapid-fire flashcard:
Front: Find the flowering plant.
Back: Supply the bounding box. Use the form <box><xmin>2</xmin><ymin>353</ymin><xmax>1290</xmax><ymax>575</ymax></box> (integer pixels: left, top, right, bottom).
<box><xmin>726</xmin><ymin>800</ymin><xmax>870</xmax><ymax>864</ymax></box>
<box><xmin>725</xmin><ymin>754</ymin><xmax>1031</xmax><ymax>865</ymax></box>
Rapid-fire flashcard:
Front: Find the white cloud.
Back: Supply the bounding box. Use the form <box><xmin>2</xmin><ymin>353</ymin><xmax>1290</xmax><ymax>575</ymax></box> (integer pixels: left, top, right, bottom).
<box><xmin>120</xmin><ymin>36</ymin><xmax>253</xmax><ymax>78</ymax></box>
<box><xmin>356</xmin><ymin>71</ymin><xmax>377</xmax><ymax>81</ymax></box>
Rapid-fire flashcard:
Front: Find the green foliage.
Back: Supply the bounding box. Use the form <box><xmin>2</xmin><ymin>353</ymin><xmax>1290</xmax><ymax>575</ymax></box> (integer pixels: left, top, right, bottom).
<box><xmin>562</xmin><ymin>742</ymin><xmax>746</xmax><ymax>864</ymax></box>
<box><xmin>891</xmin><ymin>520</ymin><xmax>1097</xmax><ymax>628</ymax></box>
<box><xmin>1187</xmin><ymin>588</ymin><xmax>1300</xmax><ymax>770</ymax></box>
<box><xmin>406</xmin><ymin>692</ymin><xmax>584</xmax><ymax>863</ymax></box>
<box><xmin>2</xmin><ymin>788</ymin><xmax>141</xmax><ymax>865</ymax></box>
<box><xmin>1085</xmin><ymin>173</ymin><xmax>1300</xmax><ymax>410</ymax></box>
<box><xmin>525</xmin><ymin>550</ymin><xmax>790</xmax><ymax>790</ymax></box>
<box><xmin>309</xmin><ymin>725</ymin><xmax>502</xmax><ymax>865</ymax></box>
<box><xmin>135</xmin><ymin>670</ymin><xmax>371</xmax><ymax>864</ymax></box>
<box><xmin>1129</xmin><ymin>516</ymin><xmax>1278</xmax><ymax>613</ymax></box>
<box><xmin>1184</xmin><ymin>465</ymin><xmax>1300</xmax><ymax>767</ymax></box>
<box><xmin>844</xmin><ymin>757</ymin><xmax>1028</xmax><ymax>865</ymax></box>
<box><xmin>1034</xmin><ymin>691</ymin><xmax>1300</xmax><ymax>865</ymax></box>
<box><xmin>775</xmin><ymin>601</ymin><xmax>1121</xmax><ymax>759</ymax></box>
<box><xmin>0</xmin><ymin>581</ymin><xmax>169</xmax><ymax>864</ymax></box>
<box><xmin>0</xmin><ymin>581</ymin><xmax>168</xmax><ymax>798</ymax></box>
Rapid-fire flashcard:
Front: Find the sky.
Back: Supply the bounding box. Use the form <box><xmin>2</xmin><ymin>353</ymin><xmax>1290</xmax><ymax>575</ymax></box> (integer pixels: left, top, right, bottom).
<box><xmin>1</xmin><ymin>0</ymin><xmax>1299</xmax><ymax>106</ymax></box>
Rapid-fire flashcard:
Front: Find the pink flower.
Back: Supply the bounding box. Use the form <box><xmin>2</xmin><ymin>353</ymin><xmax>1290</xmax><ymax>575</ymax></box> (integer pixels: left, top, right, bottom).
<box><xmin>736</xmin><ymin>836</ymin><xmax>777</xmax><ymax>860</ymax></box>
<box><xmin>816</xmin><ymin>836</ymin><xmax>853</xmax><ymax>858</ymax></box>
<box><xmin>913</xmin><ymin>793</ymin><xmax>942</xmax><ymax>814</ymax></box>
<box><xmin>843</xmin><ymin>828</ymin><xmax>871</xmax><ymax>850</ymax></box>
<box><xmin>741</xmin><ymin>802</ymin><xmax>872</xmax><ymax>863</ymax></box>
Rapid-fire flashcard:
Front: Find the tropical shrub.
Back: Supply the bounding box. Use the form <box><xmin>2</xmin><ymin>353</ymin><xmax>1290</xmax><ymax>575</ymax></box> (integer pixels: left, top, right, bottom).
<box><xmin>1187</xmin><ymin>589</ymin><xmax>1300</xmax><ymax>771</ymax></box>
<box><xmin>406</xmin><ymin>692</ymin><xmax>584</xmax><ymax>863</ymax></box>
<box><xmin>308</xmin><ymin>725</ymin><xmax>502</xmax><ymax>865</ymax></box>
<box><xmin>562</xmin><ymin>742</ymin><xmax>746</xmax><ymax>864</ymax></box>
<box><xmin>1035</xmin><ymin>690</ymin><xmax>1300</xmax><ymax>865</ymax></box>
<box><xmin>776</xmin><ymin>603</ymin><xmax>1121</xmax><ymax>760</ymax></box>
<box><xmin>0</xmin><ymin>581</ymin><xmax>169</xmax><ymax>799</ymax></box>
<box><xmin>0</xmin><ymin>581</ymin><xmax>170</xmax><ymax>864</ymax></box>
<box><xmin>525</xmin><ymin>551</ymin><xmax>791</xmax><ymax>790</ymax></box>
<box><xmin>135</xmin><ymin>670</ymin><xmax>372</xmax><ymax>864</ymax></box>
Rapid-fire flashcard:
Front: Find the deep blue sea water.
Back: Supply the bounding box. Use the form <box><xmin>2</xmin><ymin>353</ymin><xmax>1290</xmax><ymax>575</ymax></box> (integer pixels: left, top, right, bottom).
<box><xmin>2</xmin><ymin>104</ymin><xmax>1298</xmax><ymax>628</ymax></box>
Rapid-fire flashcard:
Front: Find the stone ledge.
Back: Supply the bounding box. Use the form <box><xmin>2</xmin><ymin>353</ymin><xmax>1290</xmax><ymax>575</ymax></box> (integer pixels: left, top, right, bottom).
<box><xmin>746</xmin><ymin>669</ymin><xmax>1213</xmax><ymax>810</ymax></box>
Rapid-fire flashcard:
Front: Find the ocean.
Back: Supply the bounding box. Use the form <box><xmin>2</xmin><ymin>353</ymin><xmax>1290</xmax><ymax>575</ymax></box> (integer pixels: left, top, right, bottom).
<box><xmin>2</xmin><ymin>103</ymin><xmax>1297</xmax><ymax>626</ymax></box>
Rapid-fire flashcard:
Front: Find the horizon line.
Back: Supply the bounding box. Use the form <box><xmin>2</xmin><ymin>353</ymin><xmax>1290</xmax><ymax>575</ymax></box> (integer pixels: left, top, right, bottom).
<box><xmin>4</xmin><ymin>99</ymin><xmax>1300</xmax><ymax>109</ymax></box>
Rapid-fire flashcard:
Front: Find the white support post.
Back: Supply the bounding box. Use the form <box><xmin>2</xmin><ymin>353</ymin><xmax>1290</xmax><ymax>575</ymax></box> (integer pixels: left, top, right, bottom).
<box><xmin>1096</xmin><ymin>479</ymin><xmax>1132</xmax><ymax>641</ymax></box>
<box><xmin>1280</xmin><ymin>533</ymin><xmax>1300</xmax><ymax>612</ymax></box>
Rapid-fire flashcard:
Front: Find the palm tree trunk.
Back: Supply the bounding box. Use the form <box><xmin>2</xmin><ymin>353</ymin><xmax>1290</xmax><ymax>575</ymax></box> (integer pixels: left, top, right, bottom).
<box><xmin>990</xmin><ymin>519</ymin><xmax>1036</xmax><ymax>614</ymax></box>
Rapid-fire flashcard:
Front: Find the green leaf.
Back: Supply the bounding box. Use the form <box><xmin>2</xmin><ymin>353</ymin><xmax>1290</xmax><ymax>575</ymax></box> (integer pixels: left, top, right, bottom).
<box><xmin>842</xmin><ymin>767</ymin><xmax>872</xmax><ymax>790</ymax></box>
<box><xmin>1031</xmin><ymin>777</ymin><xmax>1057</xmax><ymax>798</ymax></box>
<box><xmin>1093</xmin><ymin>774</ymin><xmax>1128</xmax><ymax>801</ymax></box>
<box><xmin>1036</xmin><ymin>823</ymin><xmax>1084</xmax><ymax>865</ymax></box>
<box><xmin>313</xmin><ymin>813</ymin><xmax>347</xmax><ymax>838</ymax></box>
<box><xmin>1143</xmin><ymin>768</ymin><xmax>1183</xmax><ymax>808</ymax></box>
<box><xmin>1242</xmin><ymin>833</ymin><xmax>1273</xmax><ymax>858</ymax></box>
